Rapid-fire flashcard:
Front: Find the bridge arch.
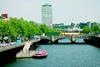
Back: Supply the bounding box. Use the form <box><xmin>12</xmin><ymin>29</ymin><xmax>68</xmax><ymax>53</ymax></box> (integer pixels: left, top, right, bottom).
<box><xmin>75</xmin><ymin>38</ymin><xmax>85</xmax><ymax>43</ymax></box>
<box><xmin>38</xmin><ymin>37</ymin><xmax>51</xmax><ymax>44</ymax></box>
<box><xmin>54</xmin><ymin>37</ymin><xmax>72</xmax><ymax>44</ymax></box>
<box><xmin>53</xmin><ymin>36</ymin><xmax>86</xmax><ymax>44</ymax></box>
<box><xmin>37</xmin><ymin>35</ymin><xmax>86</xmax><ymax>44</ymax></box>
<box><xmin>58</xmin><ymin>38</ymin><xmax>71</xmax><ymax>43</ymax></box>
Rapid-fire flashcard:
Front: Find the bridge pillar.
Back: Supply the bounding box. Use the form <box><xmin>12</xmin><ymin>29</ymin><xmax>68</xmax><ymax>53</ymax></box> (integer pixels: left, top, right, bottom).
<box><xmin>70</xmin><ymin>36</ymin><xmax>76</xmax><ymax>44</ymax></box>
<box><xmin>51</xmin><ymin>36</ymin><xmax>55</xmax><ymax>44</ymax></box>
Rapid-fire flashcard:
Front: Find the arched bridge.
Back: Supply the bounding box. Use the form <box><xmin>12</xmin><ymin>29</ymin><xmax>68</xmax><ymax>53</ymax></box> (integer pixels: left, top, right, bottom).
<box><xmin>52</xmin><ymin>36</ymin><xmax>86</xmax><ymax>44</ymax></box>
<box><xmin>39</xmin><ymin>35</ymin><xmax>87</xmax><ymax>44</ymax></box>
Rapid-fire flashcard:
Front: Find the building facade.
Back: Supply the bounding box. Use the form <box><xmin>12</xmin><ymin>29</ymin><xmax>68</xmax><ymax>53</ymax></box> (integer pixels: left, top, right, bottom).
<box><xmin>41</xmin><ymin>3</ymin><xmax>52</xmax><ymax>27</ymax></box>
<box><xmin>0</xmin><ymin>13</ymin><xmax>8</xmax><ymax>20</ymax></box>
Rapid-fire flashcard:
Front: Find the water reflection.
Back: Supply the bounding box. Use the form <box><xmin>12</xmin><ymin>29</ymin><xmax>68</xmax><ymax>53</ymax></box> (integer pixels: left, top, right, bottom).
<box><xmin>58</xmin><ymin>39</ymin><xmax>71</xmax><ymax>43</ymax></box>
<box><xmin>75</xmin><ymin>38</ymin><xmax>84</xmax><ymax>43</ymax></box>
<box><xmin>58</xmin><ymin>38</ymin><xmax>85</xmax><ymax>43</ymax></box>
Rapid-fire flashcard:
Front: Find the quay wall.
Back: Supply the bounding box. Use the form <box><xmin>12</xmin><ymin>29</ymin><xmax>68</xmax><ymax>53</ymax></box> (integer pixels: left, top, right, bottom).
<box><xmin>0</xmin><ymin>44</ymin><xmax>24</xmax><ymax>66</ymax></box>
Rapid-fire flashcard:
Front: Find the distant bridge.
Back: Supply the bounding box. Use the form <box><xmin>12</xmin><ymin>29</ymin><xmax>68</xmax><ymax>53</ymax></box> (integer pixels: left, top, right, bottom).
<box><xmin>39</xmin><ymin>34</ymin><xmax>87</xmax><ymax>44</ymax></box>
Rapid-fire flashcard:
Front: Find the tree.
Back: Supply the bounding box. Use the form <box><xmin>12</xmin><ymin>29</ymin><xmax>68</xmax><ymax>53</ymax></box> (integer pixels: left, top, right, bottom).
<box><xmin>91</xmin><ymin>23</ymin><xmax>99</xmax><ymax>33</ymax></box>
<box><xmin>82</xmin><ymin>26</ymin><xmax>90</xmax><ymax>33</ymax></box>
<box><xmin>0</xmin><ymin>17</ymin><xmax>61</xmax><ymax>42</ymax></box>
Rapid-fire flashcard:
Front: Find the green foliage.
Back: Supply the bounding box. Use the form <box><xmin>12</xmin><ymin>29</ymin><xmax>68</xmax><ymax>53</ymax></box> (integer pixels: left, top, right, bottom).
<box><xmin>39</xmin><ymin>23</ymin><xmax>61</xmax><ymax>36</ymax></box>
<box><xmin>82</xmin><ymin>26</ymin><xmax>90</xmax><ymax>33</ymax></box>
<box><xmin>91</xmin><ymin>23</ymin><xmax>99</xmax><ymax>33</ymax></box>
<box><xmin>82</xmin><ymin>22</ymin><xmax>100</xmax><ymax>34</ymax></box>
<box><xmin>0</xmin><ymin>18</ymin><xmax>40</xmax><ymax>41</ymax></box>
<box><xmin>39</xmin><ymin>23</ymin><xmax>49</xmax><ymax>33</ymax></box>
<box><xmin>0</xmin><ymin>17</ymin><xmax>61</xmax><ymax>41</ymax></box>
<box><xmin>98</xmin><ymin>24</ymin><xmax>100</xmax><ymax>32</ymax></box>
<box><xmin>45</xmin><ymin>28</ymin><xmax>61</xmax><ymax>36</ymax></box>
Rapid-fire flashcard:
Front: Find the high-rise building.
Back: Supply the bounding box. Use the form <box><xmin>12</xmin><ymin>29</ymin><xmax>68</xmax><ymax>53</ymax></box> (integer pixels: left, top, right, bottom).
<box><xmin>42</xmin><ymin>3</ymin><xmax>52</xmax><ymax>27</ymax></box>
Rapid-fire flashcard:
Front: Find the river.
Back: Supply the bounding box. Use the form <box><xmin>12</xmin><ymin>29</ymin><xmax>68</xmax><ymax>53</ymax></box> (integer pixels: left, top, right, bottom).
<box><xmin>5</xmin><ymin>39</ymin><xmax>100</xmax><ymax>67</ymax></box>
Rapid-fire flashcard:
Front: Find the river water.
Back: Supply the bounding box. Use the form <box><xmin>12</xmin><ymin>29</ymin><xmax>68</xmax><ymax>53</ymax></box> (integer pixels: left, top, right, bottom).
<box><xmin>5</xmin><ymin>39</ymin><xmax>100</xmax><ymax>67</ymax></box>
<box><xmin>5</xmin><ymin>44</ymin><xmax>100</xmax><ymax>67</ymax></box>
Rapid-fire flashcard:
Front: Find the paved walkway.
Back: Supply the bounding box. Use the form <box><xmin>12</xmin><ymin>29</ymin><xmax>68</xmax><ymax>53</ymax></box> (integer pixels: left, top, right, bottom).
<box><xmin>16</xmin><ymin>50</ymin><xmax>35</xmax><ymax>58</ymax></box>
<box><xmin>16</xmin><ymin>40</ymin><xmax>40</xmax><ymax>58</ymax></box>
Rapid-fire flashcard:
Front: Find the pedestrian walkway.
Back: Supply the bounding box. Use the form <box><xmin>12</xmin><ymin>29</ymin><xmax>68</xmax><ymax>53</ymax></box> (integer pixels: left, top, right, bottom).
<box><xmin>16</xmin><ymin>50</ymin><xmax>35</xmax><ymax>58</ymax></box>
<box><xmin>16</xmin><ymin>39</ymin><xmax>40</xmax><ymax>58</ymax></box>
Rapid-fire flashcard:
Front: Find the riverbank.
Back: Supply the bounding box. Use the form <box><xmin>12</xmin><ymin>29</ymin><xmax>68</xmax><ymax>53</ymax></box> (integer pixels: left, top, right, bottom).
<box><xmin>84</xmin><ymin>36</ymin><xmax>100</xmax><ymax>47</ymax></box>
<box><xmin>16</xmin><ymin>40</ymin><xmax>39</xmax><ymax>59</ymax></box>
<box><xmin>16</xmin><ymin>50</ymin><xmax>35</xmax><ymax>58</ymax></box>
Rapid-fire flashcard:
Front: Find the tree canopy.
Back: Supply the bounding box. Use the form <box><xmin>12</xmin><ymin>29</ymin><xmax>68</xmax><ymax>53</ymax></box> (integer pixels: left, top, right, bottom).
<box><xmin>0</xmin><ymin>17</ymin><xmax>61</xmax><ymax>42</ymax></box>
<box><xmin>82</xmin><ymin>22</ymin><xmax>100</xmax><ymax>34</ymax></box>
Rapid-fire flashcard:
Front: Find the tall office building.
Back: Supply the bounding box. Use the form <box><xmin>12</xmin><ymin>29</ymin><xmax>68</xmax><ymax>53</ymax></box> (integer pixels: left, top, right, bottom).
<box><xmin>42</xmin><ymin>3</ymin><xmax>52</xmax><ymax>27</ymax></box>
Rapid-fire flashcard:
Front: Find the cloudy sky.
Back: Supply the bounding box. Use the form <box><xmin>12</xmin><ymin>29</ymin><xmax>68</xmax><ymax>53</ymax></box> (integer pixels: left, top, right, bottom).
<box><xmin>0</xmin><ymin>0</ymin><xmax>100</xmax><ymax>25</ymax></box>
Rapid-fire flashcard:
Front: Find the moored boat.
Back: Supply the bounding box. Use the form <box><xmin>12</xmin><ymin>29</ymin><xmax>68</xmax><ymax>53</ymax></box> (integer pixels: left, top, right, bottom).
<box><xmin>32</xmin><ymin>50</ymin><xmax>48</xmax><ymax>59</ymax></box>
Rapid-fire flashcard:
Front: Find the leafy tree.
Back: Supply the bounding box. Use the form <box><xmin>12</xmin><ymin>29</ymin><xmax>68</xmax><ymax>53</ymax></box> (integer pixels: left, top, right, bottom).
<box><xmin>0</xmin><ymin>17</ymin><xmax>61</xmax><ymax>42</ymax></box>
<box><xmin>91</xmin><ymin>23</ymin><xmax>99</xmax><ymax>33</ymax></box>
<box><xmin>82</xmin><ymin>26</ymin><xmax>90</xmax><ymax>33</ymax></box>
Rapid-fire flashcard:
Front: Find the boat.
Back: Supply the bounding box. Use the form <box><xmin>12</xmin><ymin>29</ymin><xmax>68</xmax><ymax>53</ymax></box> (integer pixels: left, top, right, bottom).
<box><xmin>32</xmin><ymin>50</ymin><xmax>48</xmax><ymax>59</ymax></box>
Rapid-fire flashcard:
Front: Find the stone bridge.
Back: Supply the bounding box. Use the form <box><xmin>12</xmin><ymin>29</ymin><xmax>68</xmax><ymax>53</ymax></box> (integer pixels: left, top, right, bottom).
<box><xmin>39</xmin><ymin>35</ymin><xmax>87</xmax><ymax>44</ymax></box>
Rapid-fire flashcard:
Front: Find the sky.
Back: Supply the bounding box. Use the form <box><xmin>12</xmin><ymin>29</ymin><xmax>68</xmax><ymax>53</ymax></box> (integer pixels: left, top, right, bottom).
<box><xmin>0</xmin><ymin>0</ymin><xmax>100</xmax><ymax>25</ymax></box>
